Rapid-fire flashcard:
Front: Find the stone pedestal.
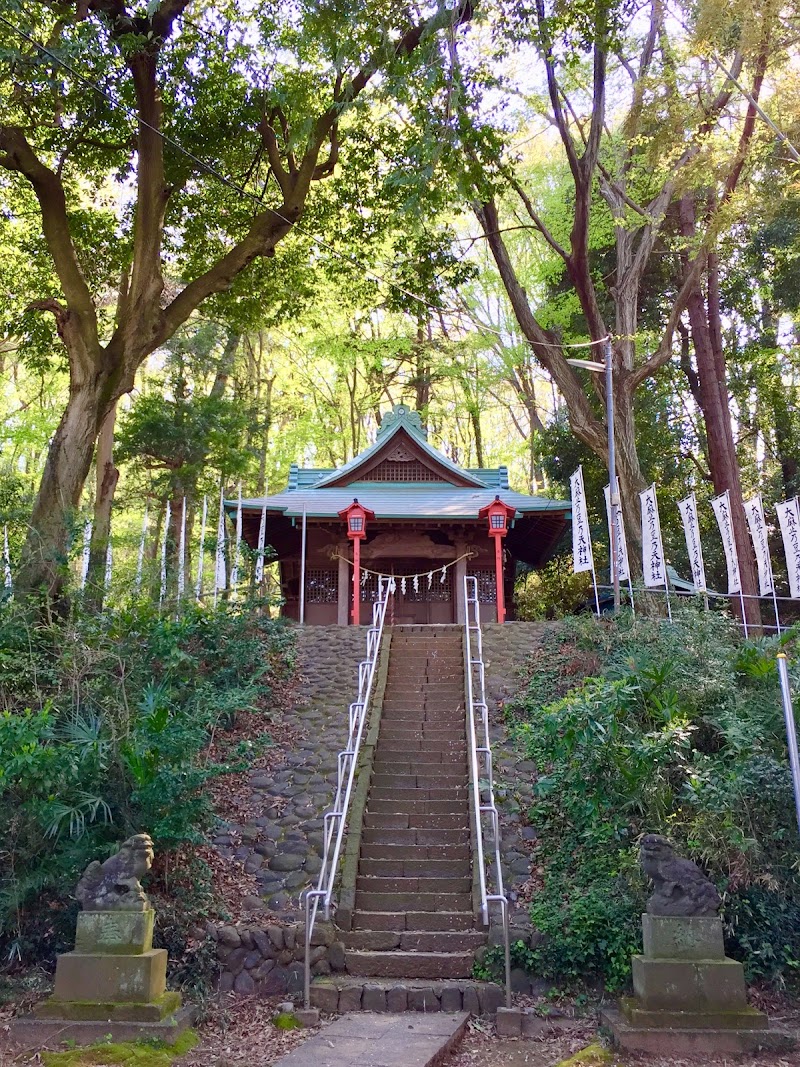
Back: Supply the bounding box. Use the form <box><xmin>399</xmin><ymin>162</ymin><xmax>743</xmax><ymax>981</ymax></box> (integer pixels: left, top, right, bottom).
<box><xmin>602</xmin><ymin>915</ymin><xmax>795</xmax><ymax>1055</ymax></box>
<box><xmin>10</xmin><ymin>910</ymin><xmax>192</xmax><ymax>1048</ymax></box>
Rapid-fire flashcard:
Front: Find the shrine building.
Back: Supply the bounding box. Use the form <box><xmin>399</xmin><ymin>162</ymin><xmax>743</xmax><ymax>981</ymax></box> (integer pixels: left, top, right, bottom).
<box><xmin>237</xmin><ymin>405</ymin><xmax>571</xmax><ymax>625</ymax></box>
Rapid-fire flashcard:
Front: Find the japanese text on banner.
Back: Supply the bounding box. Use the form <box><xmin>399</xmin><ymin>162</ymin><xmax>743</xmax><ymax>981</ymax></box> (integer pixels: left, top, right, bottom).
<box><xmin>678</xmin><ymin>494</ymin><xmax>706</xmax><ymax>593</ymax></box>
<box><xmin>639</xmin><ymin>485</ymin><xmax>667</xmax><ymax>588</ymax></box>
<box><xmin>776</xmin><ymin>498</ymin><xmax>800</xmax><ymax>599</ymax></box>
<box><xmin>569</xmin><ymin>467</ymin><xmax>594</xmax><ymax>574</ymax></box>
<box><xmin>744</xmin><ymin>494</ymin><xmax>774</xmax><ymax>597</ymax></box>
<box><xmin>711</xmin><ymin>491</ymin><xmax>741</xmax><ymax>594</ymax></box>
<box><xmin>603</xmin><ymin>484</ymin><xmax>630</xmax><ymax>582</ymax></box>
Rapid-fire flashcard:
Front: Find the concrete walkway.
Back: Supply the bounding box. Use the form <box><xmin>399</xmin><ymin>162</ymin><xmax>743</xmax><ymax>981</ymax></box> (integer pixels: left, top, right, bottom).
<box><xmin>272</xmin><ymin>1011</ymin><xmax>469</xmax><ymax>1067</ymax></box>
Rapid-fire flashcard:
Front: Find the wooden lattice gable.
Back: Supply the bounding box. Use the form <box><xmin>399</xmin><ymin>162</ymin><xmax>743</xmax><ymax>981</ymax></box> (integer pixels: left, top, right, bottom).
<box><xmin>313</xmin><ymin>405</ymin><xmax>488</xmax><ymax>490</ymax></box>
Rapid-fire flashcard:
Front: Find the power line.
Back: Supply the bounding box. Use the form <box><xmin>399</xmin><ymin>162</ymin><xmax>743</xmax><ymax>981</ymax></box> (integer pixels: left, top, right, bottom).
<box><xmin>0</xmin><ymin>13</ymin><xmax>611</xmax><ymax>352</ymax></box>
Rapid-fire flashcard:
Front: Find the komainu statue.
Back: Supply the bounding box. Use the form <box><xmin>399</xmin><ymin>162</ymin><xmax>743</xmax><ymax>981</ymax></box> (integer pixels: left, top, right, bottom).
<box><xmin>639</xmin><ymin>833</ymin><xmax>721</xmax><ymax>916</ymax></box>
<box><xmin>75</xmin><ymin>833</ymin><xmax>154</xmax><ymax>911</ymax></box>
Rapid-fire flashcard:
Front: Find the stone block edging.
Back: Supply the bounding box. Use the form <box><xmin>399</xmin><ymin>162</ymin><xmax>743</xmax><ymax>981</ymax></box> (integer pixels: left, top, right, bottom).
<box><xmin>212</xmin><ymin>920</ymin><xmax>345</xmax><ymax>996</ymax></box>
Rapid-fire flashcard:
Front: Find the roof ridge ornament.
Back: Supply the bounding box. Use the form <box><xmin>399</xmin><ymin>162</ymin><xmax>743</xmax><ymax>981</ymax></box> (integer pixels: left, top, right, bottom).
<box><xmin>376</xmin><ymin>404</ymin><xmax>426</xmax><ymax>440</ymax></box>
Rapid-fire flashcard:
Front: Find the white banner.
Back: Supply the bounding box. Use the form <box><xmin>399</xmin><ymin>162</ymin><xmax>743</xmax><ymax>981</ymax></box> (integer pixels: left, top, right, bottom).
<box><xmin>255</xmin><ymin>503</ymin><xmax>268</xmax><ymax>583</ymax></box>
<box><xmin>569</xmin><ymin>467</ymin><xmax>594</xmax><ymax>573</ymax></box>
<box><xmin>639</xmin><ymin>485</ymin><xmax>668</xmax><ymax>588</ymax></box>
<box><xmin>177</xmin><ymin>496</ymin><xmax>187</xmax><ymax>600</ymax></box>
<box><xmin>604</xmin><ymin>484</ymin><xmax>630</xmax><ymax>582</ymax></box>
<box><xmin>744</xmin><ymin>494</ymin><xmax>774</xmax><ymax>597</ymax></box>
<box><xmin>195</xmin><ymin>495</ymin><xmax>208</xmax><ymax>600</ymax></box>
<box><xmin>80</xmin><ymin>521</ymin><xmax>92</xmax><ymax>589</ymax></box>
<box><xmin>678</xmin><ymin>494</ymin><xmax>706</xmax><ymax>593</ymax></box>
<box><xmin>3</xmin><ymin>525</ymin><xmax>11</xmax><ymax>590</ymax></box>
<box><xmin>776</xmin><ymin>497</ymin><xmax>800</xmax><ymax>599</ymax></box>
<box><xmin>711</xmin><ymin>490</ymin><xmax>741</xmax><ymax>594</ymax></box>
<box><xmin>104</xmin><ymin>541</ymin><xmax>113</xmax><ymax>590</ymax></box>
<box><xmin>160</xmin><ymin>500</ymin><xmax>171</xmax><ymax>605</ymax></box>
<box><xmin>214</xmin><ymin>487</ymin><xmax>227</xmax><ymax>598</ymax></box>
<box><xmin>230</xmin><ymin>484</ymin><xmax>243</xmax><ymax>597</ymax></box>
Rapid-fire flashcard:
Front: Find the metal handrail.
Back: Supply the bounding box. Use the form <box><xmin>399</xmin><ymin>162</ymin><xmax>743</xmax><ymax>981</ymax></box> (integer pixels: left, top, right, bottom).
<box><xmin>463</xmin><ymin>575</ymin><xmax>511</xmax><ymax>1007</ymax></box>
<box><xmin>303</xmin><ymin>575</ymin><xmax>394</xmax><ymax>1007</ymax></box>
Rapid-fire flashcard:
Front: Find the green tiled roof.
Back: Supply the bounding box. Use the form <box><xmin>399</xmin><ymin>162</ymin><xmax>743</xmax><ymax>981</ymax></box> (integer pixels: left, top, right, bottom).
<box><xmin>239</xmin><ymin>406</ymin><xmax>568</xmax><ymax>525</ymax></box>
<box><xmin>238</xmin><ymin>486</ymin><xmax>569</xmax><ymax>521</ymax></box>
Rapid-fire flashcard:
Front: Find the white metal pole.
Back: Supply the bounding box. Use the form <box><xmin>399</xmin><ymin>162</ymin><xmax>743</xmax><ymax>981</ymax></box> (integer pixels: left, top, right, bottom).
<box><xmin>606</xmin><ymin>339</ymin><xmax>620</xmax><ymax>613</ymax></box>
<box><xmin>195</xmin><ymin>495</ymin><xmax>207</xmax><ymax>601</ymax></box>
<box><xmin>739</xmin><ymin>588</ymin><xmax>749</xmax><ymax>638</ymax></box>
<box><xmin>776</xmin><ymin>654</ymin><xmax>800</xmax><ymax>837</ymax></box>
<box><xmin>300</xmin><ymin>504</ymin><xmax>308</xmax><ymax>624</ymax></box>
<box><xmin>591</xmin><ymin>567</ymin><xmax>601</xmax><ymax>617</ymax></box>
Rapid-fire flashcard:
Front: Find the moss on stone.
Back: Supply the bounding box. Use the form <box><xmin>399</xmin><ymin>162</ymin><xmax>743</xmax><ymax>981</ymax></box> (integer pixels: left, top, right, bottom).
<box><xmin>555</xmin><ymin>1043</ymin><xmax>614</xmax><ymax>1066</ymax></box>
<box><xmin>41</xmin><ymin>1030</ymin><xmax>197</xmax><ymax>1067</ymax></box>
<box><xmin>274</xmin><ymin>1011</ymin><xmax>302</xmax><ymax>1030</ymax></box>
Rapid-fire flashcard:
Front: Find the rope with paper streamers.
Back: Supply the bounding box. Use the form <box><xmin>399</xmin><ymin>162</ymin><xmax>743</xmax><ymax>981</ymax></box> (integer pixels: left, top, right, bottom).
<box><xmin>335</xmin><ymin>551</ymin><xmax>476</xmax><ymax>591</ymax></box>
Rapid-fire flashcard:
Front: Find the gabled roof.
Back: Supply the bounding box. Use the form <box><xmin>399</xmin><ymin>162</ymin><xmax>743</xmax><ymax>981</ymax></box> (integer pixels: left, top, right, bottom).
<box><xmin>238</xmin><ymin>485</ymin><xmax>570</xmax><ymax>521</ymax></box>
<box><xmin>313</xmin><ymin>404</ymin><xmax>486</xmax><ymax>489</ymax></box>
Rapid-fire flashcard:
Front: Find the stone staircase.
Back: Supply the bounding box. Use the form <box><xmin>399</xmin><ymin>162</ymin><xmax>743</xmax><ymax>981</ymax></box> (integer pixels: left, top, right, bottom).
<box><xmin>342</xmin><ymin>625</ymin><xmax>486</xmax><ymax>980</ymax></box>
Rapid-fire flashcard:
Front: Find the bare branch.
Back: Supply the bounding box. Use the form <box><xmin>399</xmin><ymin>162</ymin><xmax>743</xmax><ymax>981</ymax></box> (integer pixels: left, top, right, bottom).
<box><xmin>508</xmin><ymin>176</ymin><xmax>569</xmax><ymax>261</ymax></box>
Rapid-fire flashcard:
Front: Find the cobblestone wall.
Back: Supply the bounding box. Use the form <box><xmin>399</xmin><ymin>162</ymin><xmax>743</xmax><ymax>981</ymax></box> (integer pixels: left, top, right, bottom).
<box><xmin>213</xmin><ymin>920</ymin><xmax>345</xmax><ymax>996</ymax></box>
<box><xmin>213</xmin><ymin>626</ymin><xmax>368</xmax><ymax>918</ymax></box>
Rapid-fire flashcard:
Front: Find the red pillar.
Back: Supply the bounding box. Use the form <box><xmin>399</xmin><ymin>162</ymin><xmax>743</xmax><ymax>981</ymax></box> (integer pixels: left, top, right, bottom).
<box><xmin>494</xmin><ymin>535</ymin><xmax>505</xmax><ymax>624</ymax></box>
<box><xmin>352</xmin><ymin>537</ymin><xmax>361</xmax><ymax>626</ymax></box>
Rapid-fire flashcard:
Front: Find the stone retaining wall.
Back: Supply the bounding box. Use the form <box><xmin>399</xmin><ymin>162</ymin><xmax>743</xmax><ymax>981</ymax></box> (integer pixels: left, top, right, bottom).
<box><xmin>213</xmin><ymin>921</ymin><xmax>346</xmax><ymax>996</ymax></box>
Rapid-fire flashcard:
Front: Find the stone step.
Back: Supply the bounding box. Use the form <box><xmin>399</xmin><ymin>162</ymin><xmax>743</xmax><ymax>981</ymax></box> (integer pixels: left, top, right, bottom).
<box><xmin>376</xmin><ymin>741</ymin><xmax>466</xmax><ymax>755</ymax></box>
<box><xmin>368</xmin><ymin>799</ymin><xmax>466</xmax><ymax>815</ymax></box>
<box><xmin>359</xmin><ymin>858</ymin><xmax>470</xmax><ymax>878</ymax></box>
<box><xmin>341</xmin><ymin>930</ymin><xmax>486</xmax><ymax>953</ymax></box>
<box><xmin>380</xmin><ymin>726</ymin><xmax>464</xmax><ymax>740</ymax></box>
<box><xmin>309</xmin><ymin>976</ymin><xmax>504</xmax><ymax>1016</ymax></box>
<box><xmin>369</xmin><ymin>788</ymin><xmax>466</xmax><ymax>804</ymax></box>
<box><xmin>364</xmin><ymin>812</ymin><xmax>469</xmax><ymax>830</ymax></box>
<box><xmin>351</xmin><ymin>911</ymin><xmax>477</xmax><ymax>932</ymax></box>
<box><xmin>355</xmin><ymin>891</ymin><xmax>472</xmax><ymax>912</ymax></box>
<box><xmin>345</xmin><ymin>950</ymin><xmax>474</xmax><ymax>980</ymax></box>
<box><xmin>361</xmin><ymin>827</ymin><xmax>469</xmax><ymax>846</ymax></box>
<box><xmin>360</xmin><ymin>841</ymin><xmax>470</xmax><ymax>860</ymax></box>
<box><xmin>357</xmin><ymin>875</ymin><xmax>471</xmax><ymax>894</ymax></box>
<box><xmin>373</xmin><ymin>773</ymin><xmax>467</xmax><ymax>788</ymax></box>
<box><xmin>373</xmin><ymin>757</ymin><xmax>467</xmax><ymax>772</ymax></box>
<box><xmin>380</xmin><ymin>711</ymin><xmax>464</xmax><ymax>723</ymax></box>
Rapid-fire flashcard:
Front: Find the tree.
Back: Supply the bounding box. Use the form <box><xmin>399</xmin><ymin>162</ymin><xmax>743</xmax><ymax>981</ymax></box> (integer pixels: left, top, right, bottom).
<box><xmin>460</xmin><ymin>0</ymin><xmax>780</xmax><ymax>603</ymax></box>
<box><xmin>0</xmin><ymin>0</ymin><xmax>473</xmax><ymax>603</ymax></box>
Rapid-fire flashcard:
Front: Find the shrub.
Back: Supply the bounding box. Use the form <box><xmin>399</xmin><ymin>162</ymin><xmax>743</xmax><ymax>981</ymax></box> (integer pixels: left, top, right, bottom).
<box><xmin>510</xmin><ymin>608</ymin><xmax>800</xmax><ymax>989</ymax></box>
<box><xmin>515</xmin><ymin>556</ymin><xmax>593</xmax><ymax>620</ymax></box>
<box><xmin>0</xmin><ymin>597</ymin><xmax>295</xmax><ymax>965</ymax></box>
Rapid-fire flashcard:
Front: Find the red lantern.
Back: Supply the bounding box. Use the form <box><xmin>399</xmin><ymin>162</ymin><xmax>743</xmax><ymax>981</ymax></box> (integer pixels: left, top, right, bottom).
<box><xmin>478</xmin><ymin>495</ymin><xmax>516</xmax><ymax>624</ymax></box>
<box><xmin>338</xmin><ymin>498</ymin><xmax>375</xmax><ymax>626</ymax></box>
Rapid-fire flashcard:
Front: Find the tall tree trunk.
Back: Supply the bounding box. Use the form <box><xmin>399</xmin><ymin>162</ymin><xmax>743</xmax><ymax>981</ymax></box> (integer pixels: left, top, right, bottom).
<box><xmin>84</xmin><ymin>401</ymin><xmax>119</xmax><ymax>610</ymax></box>
<box><xmin>680</xmin><ymin>196</ymin><xmax>760</xmax><ymax>631</ymax></box>
<box><xmin>16</xmin><ymin>374</ymin><xmax>112</xmax><ymax>605</ymax></box>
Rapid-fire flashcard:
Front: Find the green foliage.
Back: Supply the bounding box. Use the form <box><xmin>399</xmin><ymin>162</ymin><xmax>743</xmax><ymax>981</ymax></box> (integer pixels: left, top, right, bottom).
<box><xmin>515</xmin><ymin>556</ymin><xmax>593</xmax><ymax>620</ymax></box>
<box><xmin>0</xmin><ymin>598</ymin><xmax>295</xmax><ymax>963</ymax></box>
<box><xmin>510</xmin><ymin>610</ymin><xmax>800</xmax><ymax>989</ymax></box>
